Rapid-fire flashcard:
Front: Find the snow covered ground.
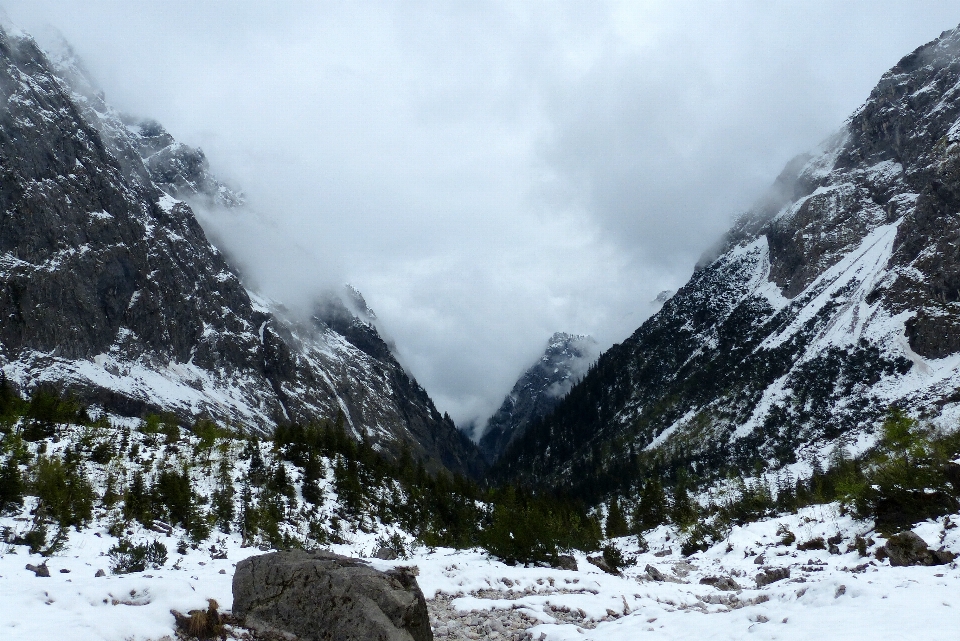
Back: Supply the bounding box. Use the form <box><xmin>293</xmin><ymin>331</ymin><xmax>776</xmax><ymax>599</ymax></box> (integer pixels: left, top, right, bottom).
<box><xmin>2</xmin><ymin>502</ymin><xmax>958</xmax><ymax>640</ymax></box>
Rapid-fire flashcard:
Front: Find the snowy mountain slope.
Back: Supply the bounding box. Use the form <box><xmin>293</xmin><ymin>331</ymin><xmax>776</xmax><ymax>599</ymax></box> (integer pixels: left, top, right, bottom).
<box><xmin>0</xmin><ymin>26</ymin><xmax>482</xmax><ymax>476</ymax></box>
<box><xmin>479</xmin><ymin>333</ymin><xmax>598</xmax><ymax>464</ymax></box>
<box><xmin>2</xmin><ymin>419</ymin><xmax>959</xmax><ymax>641</ymax></box>
<box><xmin>496</xmin><ymin>25</ymin><xmax>960</xmax><ymax>494</ymax></box>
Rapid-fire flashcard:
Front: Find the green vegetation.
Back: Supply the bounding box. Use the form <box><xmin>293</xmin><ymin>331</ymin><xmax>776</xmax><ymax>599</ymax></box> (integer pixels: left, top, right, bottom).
<box><xmin>480</xmin><ymin>486</ymin><xmax>601</xmax><ymax>566</ymax></box>
<box><xmin>3</xmin><ymin>381</ymin><xmax>956</xmax><ymax>568</ymax></box>
<box><xmin>596</xmin><ymin>407</ymin><xmax>960</xmax><ymax>554</ymax></box>
<box><xmin>109</xmin><ymin>538</ymin><xmax>168</xmax><ymax>574</ymax></box>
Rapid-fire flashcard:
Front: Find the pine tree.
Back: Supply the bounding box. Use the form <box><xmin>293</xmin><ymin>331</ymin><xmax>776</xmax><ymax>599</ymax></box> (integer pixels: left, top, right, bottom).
<box><xmin>631</xmin><ymin>478</ymin><xmax>667</xmax><ymax>532</ymax></box>
<box><xmin>670</xmin><ymin>477</ymin><xmax>697</xmax><ymax>530</ymax></box>
<box><xmin>0</xmin><ymin>456</ymin><xmax>23</xmax><ymax>514</ymax></box>
<box><xmin>605</xmin><ymin>496</ymin><xmax>629</xmax><ymax>539</ymax></box>
<box><xmin>211</xmin><ymin>456</ymin><xmax>235</xmax><ymax>533</ymax></box>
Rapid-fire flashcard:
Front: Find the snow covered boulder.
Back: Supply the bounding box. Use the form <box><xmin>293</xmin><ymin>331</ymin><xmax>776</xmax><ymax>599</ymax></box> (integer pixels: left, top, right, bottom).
<box><xmin>232</xmin><ymin>550</ymin><xmax>432</xmax><ymax>641</ymax></box>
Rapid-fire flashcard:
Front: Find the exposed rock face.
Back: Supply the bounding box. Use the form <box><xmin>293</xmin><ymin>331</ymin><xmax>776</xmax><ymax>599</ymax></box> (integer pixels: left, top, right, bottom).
<box><xmin>232</xmin><ymin>550</ymin><xmax>432</xmax><ymax>641</ymax></box>
<box><xmin>478</xmin><ymin>333</ymin><xmax>597</xmax><ymax>463</ymax></box>
<box><xmin>496</xmin><ymin>24</ymin><xmax>960</xmax><ymax>493</ymax></box>
<box><xmin>0</xmin><ymin>26</ymin><xmax>483</xmax><ymax>477</ymax></box>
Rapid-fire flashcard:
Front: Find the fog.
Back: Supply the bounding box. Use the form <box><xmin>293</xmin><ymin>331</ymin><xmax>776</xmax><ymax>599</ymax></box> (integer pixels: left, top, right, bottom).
<box><xmin>4</xmin><ymin>1</ymin><xmax>959</xmax><ymax>429</ymax></box>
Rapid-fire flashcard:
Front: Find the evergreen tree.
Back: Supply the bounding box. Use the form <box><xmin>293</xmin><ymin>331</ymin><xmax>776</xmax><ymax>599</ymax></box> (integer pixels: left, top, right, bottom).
<box><xmin>0</xmin><ymin>456</ymin><xmax>23</xmax><ymax>514</ymax></box>
<box><xmin>632</xmin><ymin>478</ymin><xmax>668</xmax><ymax>532</ymax></box>
<box><xmin>670</xmin><ymin>476</ymin><xmax>698</xmax><ymax>530</ymax></box>
<box><xmin>124</xmin><ymin>470</ymin><xmax>152</xmax><ymax>524</ymax></box>
<box><xmin>605</xmin><ymin>496</ymin><xmax>629</xmax><ymax>539</ymax></box>
<box><xmin>211</xmin><ymin>456</ymin><xmax>235</xmax><ymax>533</ymax></box>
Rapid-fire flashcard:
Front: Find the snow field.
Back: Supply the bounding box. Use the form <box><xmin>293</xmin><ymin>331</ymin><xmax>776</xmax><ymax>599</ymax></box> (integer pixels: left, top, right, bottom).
<box><xmin>2</xmin><ymin>421</ymin><xmax>959</xmax><ymax>640</ymax></box>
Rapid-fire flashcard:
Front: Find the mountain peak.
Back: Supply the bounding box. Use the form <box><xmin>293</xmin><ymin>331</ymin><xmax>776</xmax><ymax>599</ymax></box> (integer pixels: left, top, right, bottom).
<box><xmin>477</xmin><ymin>332</ymin><xmax>598</xmax><ymax>464</ymax></box>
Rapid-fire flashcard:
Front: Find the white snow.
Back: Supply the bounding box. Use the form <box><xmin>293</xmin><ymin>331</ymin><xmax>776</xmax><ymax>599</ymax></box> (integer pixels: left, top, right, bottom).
<box><xmin>3</xmin><ymin>499</ymin><xmax>958</xmax><ymax>640</ymax></box>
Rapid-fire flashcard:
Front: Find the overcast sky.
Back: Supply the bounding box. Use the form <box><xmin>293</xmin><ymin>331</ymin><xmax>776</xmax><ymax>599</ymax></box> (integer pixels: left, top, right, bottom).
<box><xmin>4</xmin><ymin>1</ymin><xmax>960</xmax><ymax>431</ymax></box>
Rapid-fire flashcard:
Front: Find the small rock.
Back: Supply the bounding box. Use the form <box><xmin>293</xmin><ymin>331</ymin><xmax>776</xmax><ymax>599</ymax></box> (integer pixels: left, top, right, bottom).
<box><xmin>933</xmin><ymin>549</ymin><xmax>958</xmax><ymax>564</ymax></box>
<box><xmin>373</xmin><ymin>546</ymin><xmax>399</xmax><ymax>561</ymax></box>
<box><xmin>587</xmin><ymin>555</ymin><xmax>618</xmax><ymax>575</ymax></box>
<box><xmin>835</xmin><ymin>585</ymin><xmax>846</xmax><ymax>598</ymax></box>
<box><xmin>828</xmin><ymin>544</ymin><xmax>841</xmax><ymax>555</ymax></box>
<box><xmin>645</xmin><ymin>564</ymin><xmax>666</xmax><ymax>582</ymax></box>
<box><xmin>654</xmin><ymin>548</ymin><xmax>672</xmax><ymax>557</ymax></box>
<box><xmin>797</xmin><ymin>537</ymin><xmax>826</xmax><ymax>551</ymax></box>
<box><xmin>555</xmin><ymin>555</ymin><xmax>578</xmax><ymax>571</ymax></box>
<box><xmin>755</xmin><ymin>567</ymin><xmax>790</xmax><ymax>587</ymax></box>
<box><xmin>219</xmin><ymin>569</ymin><xmax>226</xmax><ymax>574</ymax></box>
<box><xmin>25</xmin><ymin>563</ymin><xmax>50</xmax><ymax>578</ymax></box>
<box><xmin>699</xmin><ymin>576</ymin><xmax>741</xmax><ymax>591</ymax></box>
<box><xmin>753</xmin><ymin>554</ymin><xmax>765</xmax><ymax>565</ymax></box>
<box><xmin>95</xmin><ymin>569</ymin><xmax>106</xmax><ymax>577</ymax></box>
<box><xmin>59</xmin><ymin>568</ymin><xmax>71</xmax><ymax>574</ymax></box>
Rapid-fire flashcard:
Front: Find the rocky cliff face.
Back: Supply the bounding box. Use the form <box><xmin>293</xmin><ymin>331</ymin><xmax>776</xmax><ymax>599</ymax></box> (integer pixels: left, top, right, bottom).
<box><xmin>0</xmin><ymin>26</ymin><xmax>483</xmax><ymax>477</ymax></box>
<box><xmin>496</xmin><ymin>25</ymin><xmax>960</xmax><ymax>495</ymax></box>
<box><xmin>478</xmin><ymin>333</ymin><xmax>597</xmax><ymax>464</ymax></box>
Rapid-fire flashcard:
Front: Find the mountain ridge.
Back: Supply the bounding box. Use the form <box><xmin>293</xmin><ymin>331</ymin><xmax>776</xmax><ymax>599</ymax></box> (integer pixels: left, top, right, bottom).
<box><xmin>478</xmin><ymin>332</ymin><xmax>598</xmax><ymax>464</ymax></box>
<box><xmin>0</xmin><ymin>26</ymin><xmax>484</xmax><ymax>477</ymax></box>
<box><xmin>495</xmin><ymin>23</ymin><xmax>960</xmax><ymax>497</ymax></box>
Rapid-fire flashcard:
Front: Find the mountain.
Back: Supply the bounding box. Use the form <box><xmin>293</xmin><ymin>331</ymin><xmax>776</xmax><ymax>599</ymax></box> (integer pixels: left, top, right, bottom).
<box><xmin>0</xmin><ymin>26</ymin><xmax>483</xmax><ymax>477</ymax></box>
<box><xmin>478</xmin><ymin>332</ymin><xmax>598</xmax><ymax>463</ymax></box>
<box><xmin>496</xmin><ymin>25</ymin><xmax>960</xmax><ymax>496</ymax></box>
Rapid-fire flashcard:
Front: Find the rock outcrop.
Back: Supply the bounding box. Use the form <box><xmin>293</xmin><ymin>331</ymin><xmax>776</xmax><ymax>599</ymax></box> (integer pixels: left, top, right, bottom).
<box><xmin>232</xmin><ymin>550</ymin><xmax>432</xmax><ymax>641</ymax></box>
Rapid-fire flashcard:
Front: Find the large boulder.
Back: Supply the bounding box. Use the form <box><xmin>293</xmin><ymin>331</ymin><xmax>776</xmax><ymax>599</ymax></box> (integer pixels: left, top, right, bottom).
<box><xmin>878</xmin><ymin>531</ymin><xmax>957</xmax><ymax>567</ymax></box>
<box><xmin>232</xmin><ymin>550</ymin><xmax>432</xmax><ymax>641</ymax></box>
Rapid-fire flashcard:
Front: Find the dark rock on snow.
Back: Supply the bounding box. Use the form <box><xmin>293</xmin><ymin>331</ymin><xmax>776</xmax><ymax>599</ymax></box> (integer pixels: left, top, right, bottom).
<box><xmin>232</xmin><ymin>550</ymin><xmax>432</xmax><ymax>641</ymax></box>
<box><xmin>25</xmin><ymin>562</ymin><xmax>50</xmax><ymax>577</ymax></box>
<box><xmin>879</xmin><ymin>531</ymin><xmax>957</xmax><ymax>567</ymax></box>
<box><xmin>554</xmin><ymin>554</ymin><xmax>578</xmax><ymax>571</ymax></box>
<box><xmin>699</xmin><ymin>576</ymin><xmax>741</xmax><ymax>591</ymax></box>
<box><xmin>644</xmin><ymin>564</ymin><xmax>666</xmax><ymax>582</ymax></box>
<box><xmin>755</xmin><ymin>567</ymin><xmax>790</xmax><ymax>587</ymax></box>
<box><xmin>374</xmin><ymin>546</ymin><xmax>400</xmax><ymax>561</ymax></box>
<box><xmin>586</xmin><ymin>555</ymin><xmax>618</xmax><ymax>575</ymax></box>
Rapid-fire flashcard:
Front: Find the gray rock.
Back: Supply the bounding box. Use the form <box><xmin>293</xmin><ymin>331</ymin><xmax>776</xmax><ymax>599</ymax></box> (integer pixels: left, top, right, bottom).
<box><xmin>233</xmin><ymin>549</ymin><xmax>432</xmax><ymax>641</ymax></box>
<box><xmin>699</xmin><ymin>576</ymin><xmax>741</xmax><ymax>591</ymax></box>
<box><xmin>881</xmin><ymin>531</ymin><xmax>956</xmax><ymax>567</ymax></box>
<box><xmin>25</xmin><ymin>563</ymin><xmax>50</xmax><ymax>577</ymax></box>
<box><xmin>95</xmin><ymin>569</ymin><xmax>106</xmax><ymax>577</ymax></box>
<box><xmin>755</xmin><ymin>567</ymin><xmax>790</xmax><ymax>587</ymax></box>
<box><xmin>374</xmin><ymin>546</ymin><xmax>400</xmax><ymax>561</ymax></box>
<box><xmin>644</xmin><ymin>564</ymin><xmax>666</xmax><ymax>582</ymax></box>
<box><xmin>586</xmin><ymin>555</ymin><xmax>617</xmax><ymax>575</ymax></box>
<box><xmin>554</xmin><ymin>555</ymin><xmax>578</xmax><ymax>571</ymax></box>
